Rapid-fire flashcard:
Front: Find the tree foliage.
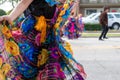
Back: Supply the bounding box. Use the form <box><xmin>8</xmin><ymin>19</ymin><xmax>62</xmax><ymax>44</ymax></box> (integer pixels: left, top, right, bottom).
<box><xmin>9</xmin><ymin>0</ymin><xmax>19</xmax><ymax>8</ymax></box>
<box><xmin>0</xmin><ymin>9</ymin><xmax>6</xmax><ymax>16</ymax></box>
<box><xmin>0</xmin><ymin>0</ymin><xmax>7</xmax><ymax>5</ymax></box>
<box><xmin>0</xmin><ymin>0</ymin><xmax>19</xmax><ymax>8</ymax></box>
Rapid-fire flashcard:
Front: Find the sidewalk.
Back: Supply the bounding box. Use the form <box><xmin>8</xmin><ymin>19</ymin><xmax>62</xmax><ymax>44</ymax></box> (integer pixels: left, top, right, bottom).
<box><xmin>82</xmin><ymin>30</ymin><xmax>120</xmax><ymax>38</ymax></box>
<box><xmin>84</xmin><ymin>30</ymin><xmax>120</xmax><ymax>33</ymax></box>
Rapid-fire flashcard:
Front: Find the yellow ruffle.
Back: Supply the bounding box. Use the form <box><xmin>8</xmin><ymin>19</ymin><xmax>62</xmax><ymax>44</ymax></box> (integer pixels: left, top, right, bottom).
<box><xmin>0</xmin><ymin>71</ymin><xmax>5</xmax><ymax>80</ymax></box>
<box><xmin>5</xmin><ymin>40</ymin><xmax>20</xmax><ymax>56</ymax></box>
<box><xmin>0</xmin><ymin>58</ymin><xmax>2</xmax><ymax>68</ymax></box>
<box><xmin>64</xmin><ymin>42</ymin><xmax>73</xmax><ymax>55</ymax></box>
<box><xmin>37</xmin><ymin>49</ymin><xmax>48</xmax><ymax>67</ymax></box>
<box><xmin>63</xmin><ymin>4</ymin><xmax>69</xmax><ymax>10</ymax></box>
<box><xmin>59</xmin><ymin>10</ymin><xmax>66</xmax><ymax>16</ymax></box>
<box><xmin>54</xmin><ymin>17</ymin><xmax>63</xmax><ymax>29</ymax></box>
<box><xmin>1</xmin><ymin>25</ymin><xmax>12</xmax><ymax>39</ymax></box>
<box><xmin>54</xmin><ymin>3</ymin><xmax>69</xmax><ymax>29</ymax></box>
<box><xmin>2</xmin><ymin>63</ymin><xmax>11</xmax><ymax>75</ymax></box>
<box><xmin>35</xmin><ymin>16</ymin><xmax>47</xmax><ymax>43</ymax></box>
<box><xmin>0</xmin><ymin>57</ymin><xmax>11</xmax><ymax>80</ymax></box>
<box><xmin>59</xmin><ymin>3</ymin><xmax>69</xmax><ymax>16</ymax></box>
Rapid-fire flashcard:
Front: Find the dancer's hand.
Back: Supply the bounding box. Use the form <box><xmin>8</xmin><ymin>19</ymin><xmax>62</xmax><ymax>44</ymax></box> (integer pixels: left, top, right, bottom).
<box><xmin>0</xmin><ymin>15</ymin><xmax>12</xmax><ymax>24</ymax></box>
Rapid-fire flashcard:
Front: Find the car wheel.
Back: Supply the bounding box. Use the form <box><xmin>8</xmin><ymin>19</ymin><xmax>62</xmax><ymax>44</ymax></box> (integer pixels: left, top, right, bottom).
<box><xmin>112</xmin><ymin>23</ymin><xmax>120</xmax><ymax>30</ymax></box>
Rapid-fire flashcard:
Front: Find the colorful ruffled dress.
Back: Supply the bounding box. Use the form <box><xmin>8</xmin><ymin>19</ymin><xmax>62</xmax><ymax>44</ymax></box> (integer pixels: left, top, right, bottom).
<box><xmin>63</xmin><ymin>15</ymin><xmax>84</xmax><ymax>39</ymax></box>
<box><xmin>0</xmin><ymin>0</ymin><xmax>86</xmax><ymax>80</ymax></box>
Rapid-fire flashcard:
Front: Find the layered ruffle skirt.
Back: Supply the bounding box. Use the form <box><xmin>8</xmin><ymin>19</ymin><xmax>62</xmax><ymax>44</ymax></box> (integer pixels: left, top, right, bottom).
<box><xmin>0</xmin><ymin>1</ymin><xmax>86</xmax><ymax>80</ymax></box>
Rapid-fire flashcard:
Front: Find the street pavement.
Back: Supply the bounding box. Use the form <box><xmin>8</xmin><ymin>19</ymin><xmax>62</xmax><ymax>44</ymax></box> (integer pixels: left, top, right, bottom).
<box><xmin>63</xmin><ymin>37</ymin><xmax>120</xmax><ymax>80</ymax></box>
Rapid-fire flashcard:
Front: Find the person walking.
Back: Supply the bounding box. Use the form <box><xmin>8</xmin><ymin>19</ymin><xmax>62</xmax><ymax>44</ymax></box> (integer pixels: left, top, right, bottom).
<box><xmin>99</xmin><ymin>6</ymin><xmax>110</xmax><ymax>41</ymax></box>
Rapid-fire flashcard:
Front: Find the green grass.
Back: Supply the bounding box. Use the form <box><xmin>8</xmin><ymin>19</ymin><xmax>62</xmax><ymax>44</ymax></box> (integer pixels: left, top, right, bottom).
<box><xmin>82</xmin><ymin>33</ymin><xmax>120</xmax><ymax>37</ymax></box>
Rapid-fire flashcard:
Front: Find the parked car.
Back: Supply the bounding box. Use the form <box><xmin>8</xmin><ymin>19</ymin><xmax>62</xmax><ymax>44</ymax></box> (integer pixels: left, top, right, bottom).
<box><xmin>82</xmin><ymin>12</ymin><xmax>120</xmax><ymax>30</ymax></box>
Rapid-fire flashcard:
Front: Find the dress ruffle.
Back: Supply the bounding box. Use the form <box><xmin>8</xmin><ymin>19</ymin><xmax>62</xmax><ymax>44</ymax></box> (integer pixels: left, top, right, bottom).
<box><xmin>0</xmin><ymin>0</ymin><xmax>86</xmax><ymax>80</ymax></box>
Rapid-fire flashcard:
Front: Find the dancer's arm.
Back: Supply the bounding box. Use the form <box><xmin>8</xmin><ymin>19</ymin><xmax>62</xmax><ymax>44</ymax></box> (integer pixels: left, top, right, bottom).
<box><xmin>0</xmin><ymin>0</ymin><xmax>33</xmax><ymax>23</ymax></box>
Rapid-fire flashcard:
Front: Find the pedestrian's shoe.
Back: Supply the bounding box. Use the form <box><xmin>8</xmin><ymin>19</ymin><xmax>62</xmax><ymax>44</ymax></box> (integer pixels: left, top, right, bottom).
<box><xmin>99</xmin><ymin>38</ymin><xmax>104</xmax><ymax>41</ymax></box>
<box><xmin>103</xmin><ymin>37</ymin><xmax>108</xmax><ymax>39</ymax></box>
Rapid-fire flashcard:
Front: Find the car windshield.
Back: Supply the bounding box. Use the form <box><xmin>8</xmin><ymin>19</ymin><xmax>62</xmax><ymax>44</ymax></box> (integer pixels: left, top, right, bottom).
<box><xmin>114</xmin><ymin>14</ymin><xmax>120</xmax><ymax>18</ymax></box>
<box><xmin>86</xmin><ymin>13</ymin><xmax>97</xmax><ymax>19</ymax></box>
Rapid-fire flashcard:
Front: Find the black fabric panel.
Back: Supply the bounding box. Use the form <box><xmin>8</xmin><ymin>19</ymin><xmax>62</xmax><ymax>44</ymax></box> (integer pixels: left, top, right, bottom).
<box><xmin>25</xmin><ymin>0</ymin><xmax>56</xmax><ymax>19</ymax></box>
